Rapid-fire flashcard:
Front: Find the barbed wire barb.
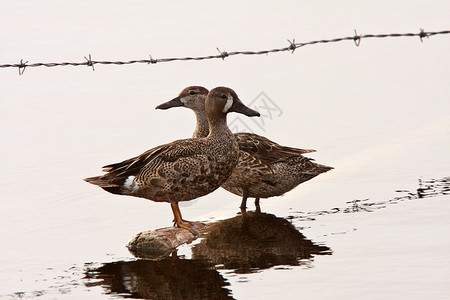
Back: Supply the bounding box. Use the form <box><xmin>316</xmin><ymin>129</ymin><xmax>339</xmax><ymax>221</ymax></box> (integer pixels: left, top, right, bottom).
<box><xmin>148</xmin><ymin>55</ymin><xmax>158</xmax><ymax>64</ymax></box>
<box><xmin>18</xmin><ymin>59</ymin><xmax>28</xmax><ymax>75</ymax></box>
<box><xmin>84</xmin><ymin>54</ymin><xmax>95</xmax><ymax>71</ymax></box>
<box><xmin>287</xmin><ymin>39</ymin><xmax>297</xmax><ymax>53</ymax></box>
<box><xmin>216</xmin><ymin>47</ymin><xmax>228</xmax><ymax>60</ymax></box>
<box><xmin>419</xmin><ymin>28</ymin><xmax>429</xmax><ymax>42</ymax></box>
<box><xmin>353</xmin><ymin>29</ymin><xmax>362</xmax><ymax>47</ymax></box>
<box><xmin>1</xmin><ymin>29</ymin><xmax>449</xmax><ymax>75</ymax></box>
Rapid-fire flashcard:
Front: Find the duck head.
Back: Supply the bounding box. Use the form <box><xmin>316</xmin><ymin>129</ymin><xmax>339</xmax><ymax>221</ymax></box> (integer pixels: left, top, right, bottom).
<box><xmin>206</xmin><ymin>87</ymin><xmax>260</xmax><ymax>118</ymax></box>
<box><xmin>156</xmin><ymin>86</ymin><xmax>209</xmax><ymax>112</ymax></box>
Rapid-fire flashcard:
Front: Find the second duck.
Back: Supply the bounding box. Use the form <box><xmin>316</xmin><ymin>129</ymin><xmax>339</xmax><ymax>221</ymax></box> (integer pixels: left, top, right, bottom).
<box><xmin>156</xmin><ymin>86</ymin><xmax>333</xmax><ymax>212</ymax></box>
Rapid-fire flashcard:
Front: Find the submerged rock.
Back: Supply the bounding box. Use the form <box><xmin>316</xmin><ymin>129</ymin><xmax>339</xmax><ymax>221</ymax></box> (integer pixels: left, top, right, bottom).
<box><xmin>127</xmin><ymin>223</ymin><xmax>209</xmax><ymax>260</ymax></box>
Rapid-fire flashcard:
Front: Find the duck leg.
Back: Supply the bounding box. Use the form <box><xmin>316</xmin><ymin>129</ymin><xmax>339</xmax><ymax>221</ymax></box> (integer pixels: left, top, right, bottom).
<box><xmin>170</xmin><ymin>201</ymin><xmax>202</xmax><ymax>235</ymax></box>
<box><xmin>240</xmin><ymin>189</ymin><xmax>249</xmax><ymax>211</ymax></box>
<box><xmin>255</xmin><ymin>198</ymin><xmax>261</xmax><ymax>213</ymax></box>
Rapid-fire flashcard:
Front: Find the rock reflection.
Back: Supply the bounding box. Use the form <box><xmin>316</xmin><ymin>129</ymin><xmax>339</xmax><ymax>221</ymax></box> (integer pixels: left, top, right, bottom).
<box><xmin>192</xmin><ymin>212</ymin><xmax>331</xmax><ymax>273</ymax></box>
<box><xmin>85</xmin><ymin>255</ymin><xmax>233</xmax><ymax>299</ymax></box>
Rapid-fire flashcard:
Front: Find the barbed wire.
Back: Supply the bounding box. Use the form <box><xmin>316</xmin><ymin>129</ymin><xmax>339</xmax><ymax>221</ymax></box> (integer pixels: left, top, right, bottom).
<box><xmin>1</xmin><ymin>29</ymin><xmax>449</xmax><ymax>75</ymax></box>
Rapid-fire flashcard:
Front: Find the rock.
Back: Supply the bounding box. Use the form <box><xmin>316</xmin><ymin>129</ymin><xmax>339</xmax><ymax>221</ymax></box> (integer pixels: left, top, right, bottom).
<box><xmin>127</xmin><ymin>223</ymin><xmax>210</xmax><ymax>260</ymax></box>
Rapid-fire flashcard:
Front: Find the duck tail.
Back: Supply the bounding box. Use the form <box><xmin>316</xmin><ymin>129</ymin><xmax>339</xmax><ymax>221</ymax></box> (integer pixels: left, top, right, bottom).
<box><xmin>84</xmin><ymin>175</ymin><xmax>124</xmax><ymax>195</ymax></box>
<box><xmin>315</xmin><ymin>163</ymin><xmax>334</xmax><ymax>174</ymax></box>
<box><xmin>301</xmin><ymin>148</ymin><xmax>317</xmax><ymax>154</ymax></box>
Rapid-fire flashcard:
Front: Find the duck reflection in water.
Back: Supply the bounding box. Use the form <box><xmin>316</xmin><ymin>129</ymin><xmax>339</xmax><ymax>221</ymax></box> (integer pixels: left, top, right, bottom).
<box><xmin>192</xmin><ymin>212</ymin><xmax>331</xmax><ymax>273</ymax></box>
<box><xmin>84</xmin><ymin>254</ymin><xmax>233</xmax><ymax>299</ymax></box>
<box><xmin>85</xmin><ymin>213</ymin><xmax>330</xmax><ymax>298</ymax></box>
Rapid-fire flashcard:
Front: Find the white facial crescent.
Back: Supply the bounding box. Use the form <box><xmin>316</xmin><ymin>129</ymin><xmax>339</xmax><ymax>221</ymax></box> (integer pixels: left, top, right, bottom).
<box><xmin>223</xmin><ymin>94</ymin><xmax>233</xmax><ymax>113</ymax></box>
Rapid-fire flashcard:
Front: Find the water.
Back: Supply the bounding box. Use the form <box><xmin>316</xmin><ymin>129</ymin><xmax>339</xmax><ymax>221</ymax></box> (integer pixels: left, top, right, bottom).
<box><xmin>1</xmin><ymin>1</ymin><xmax>450</xmax><ymax>299</ymax></box>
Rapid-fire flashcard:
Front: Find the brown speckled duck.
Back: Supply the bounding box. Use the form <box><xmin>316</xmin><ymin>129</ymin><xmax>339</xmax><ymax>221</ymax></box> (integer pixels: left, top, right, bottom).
<box><xmin>85</xmin><ymin>87</ymin><xmax>260</xmax><ymax>234</ymax></box>
<box><xmin>156</xmin><ymin>86</ymin><xmax>333</xmax><ymax>212</ymax></box>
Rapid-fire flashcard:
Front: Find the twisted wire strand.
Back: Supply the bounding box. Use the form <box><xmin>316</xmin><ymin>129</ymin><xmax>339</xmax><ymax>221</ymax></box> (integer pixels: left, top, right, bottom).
<box><xmin>1</xmin><ymin>29</ymin><xmax>449</xmax><ymax>75</ymax></box>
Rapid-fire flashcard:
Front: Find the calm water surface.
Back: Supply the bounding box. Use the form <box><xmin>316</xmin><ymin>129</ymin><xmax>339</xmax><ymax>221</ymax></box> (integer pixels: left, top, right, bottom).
<box><xmin>1</xmin><ymin>2</ymin><xmax>449</xmax><ymax>299</ymax></box>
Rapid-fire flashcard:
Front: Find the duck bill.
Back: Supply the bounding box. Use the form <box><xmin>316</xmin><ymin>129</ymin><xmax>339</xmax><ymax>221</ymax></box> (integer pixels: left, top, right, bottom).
<box><xmin>230</xmin><ymin>99</ymin><xmax>260</xmax><ymax>117</ymax></box>
<box><xmin>155</xmin><ymin>97</ymin><xmax>184</xmax><ymax>110</ymax></box>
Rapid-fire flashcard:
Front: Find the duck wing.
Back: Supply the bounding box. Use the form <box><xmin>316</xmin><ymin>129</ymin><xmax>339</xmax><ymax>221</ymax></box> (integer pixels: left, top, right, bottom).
<box><xmin>234</xmin><ymin>132</ymin><xmax>316</xmax><ymax>165</ymax></box>
<box><xmin>85</xmin><ymin>138</ymin><xmax>205</xmax><ymax>196</ymax></box>
<box><xmin>101</xmin><ymin>140</ymin><xmax>196</xmax><ymax>178</ymax></box>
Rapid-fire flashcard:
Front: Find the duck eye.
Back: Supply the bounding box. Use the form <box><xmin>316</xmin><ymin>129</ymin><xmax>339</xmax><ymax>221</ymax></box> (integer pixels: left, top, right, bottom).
<box><xmin>189</xmin><ymin>91</ymin><xmax>196</xmax><ymax>95</ymax></box>
<box><xmin>221</xmin><ymin>94</ymin><xmax>227</xmax><ymax>99</ymax></box>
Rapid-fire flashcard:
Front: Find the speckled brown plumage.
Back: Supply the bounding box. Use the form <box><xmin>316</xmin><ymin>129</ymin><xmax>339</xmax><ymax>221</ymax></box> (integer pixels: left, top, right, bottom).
<box><xmin>222</xmin><ymin>147</ymin><xmax>333</xmax><ymax>200</ymax></box>
<box><xmin>88</xmin><ymin>136</ymin><xmax>238</xmax><ymax>202</ymax></box>
<box><xmin>156</xmin><ymin>86</ymin><xmax>333</xmax><ymax>211</ymax></box>
<box><xmin>85</xmin><ymin>87</ymin><xmax>260</xmax><ymax>233</ymax></box>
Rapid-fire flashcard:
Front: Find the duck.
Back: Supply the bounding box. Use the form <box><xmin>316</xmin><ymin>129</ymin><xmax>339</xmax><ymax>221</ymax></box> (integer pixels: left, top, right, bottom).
<box><xmin>156</xmin><ymin>86</ymin><xmax>333</xmax><ymax>212</ymax></box>
<box><xmin>85</xmin><ymin>87</ymin><xmax>260</xmax><ymax>234</ymax></box>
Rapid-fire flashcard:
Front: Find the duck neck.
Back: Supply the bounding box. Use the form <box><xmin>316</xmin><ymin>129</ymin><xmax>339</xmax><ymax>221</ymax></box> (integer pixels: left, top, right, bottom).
<box><xmin>207</xmin><ymin>114</ymin><xmax>233</xmax><ymax>139</ymax></box>
<box><xmin>193</xmin><ymin>110</ymin><xmax>210</xmax><ymax>139</ymax></box>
